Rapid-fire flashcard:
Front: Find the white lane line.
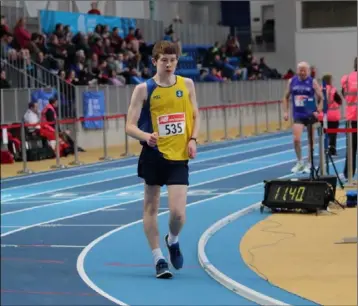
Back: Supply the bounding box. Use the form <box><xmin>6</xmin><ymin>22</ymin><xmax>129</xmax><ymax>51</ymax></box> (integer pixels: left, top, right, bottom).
<box><xmin>1</xmin><ymin>224</ymin><xmax>124</xmax><ymax>228</ymax></box>
<box><xmin>1</xmin><ymin>148</ymin><xmax>345</xmax><ymax>234</ymax></box>
<box><xmin>1</xmin><ymin>134</ymin><xmax>296</xmax><ymax>203</ymax></box>
<box><xmin>1</xmin><ymin>132</ymin><xmax>291</xmax><ymax>185</ymax></box>
<box><xmin>1</xmin><ymin>139</ymin><xmax>329</xmax><ymax>216</ymax></box>
<box><xmin>75</xmin><ymin>172</ymin><xmax>300</xmax><ymax>306</ymax></box>
<box><xmin>77</xmin><ymin>157</ymin><xmax>345</xmax><ymax>306</ymax></box>
<box><xmin>1</xmin><ymin>244</ymin><xmax>86</xmax><ymax>249</ymax></box>
<box><xmin>197</xmin><ymin>202</ymin><xmax>289</xmax><ymax>306</ymax></box>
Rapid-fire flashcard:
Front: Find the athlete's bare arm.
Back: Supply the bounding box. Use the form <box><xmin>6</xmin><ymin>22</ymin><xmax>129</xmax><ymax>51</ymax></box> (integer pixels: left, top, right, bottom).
<box><xmin>282</xmin><ymin>78</ymin><xmax>292</xmax><ymax>113</ymax></box>
<box><xmin>313</xmin><ymin>79</ymin><xmax>323</xmax><ymax>111</ymax></box>
<box><xmin>126</xmin><ymin>83</ymin><xmax>152</xmax><ymax>142</ymax></box>
<box><xmin>184</xmin><ymin>78</ymin><xmax>200</xmax><ymax>138</ymax></box>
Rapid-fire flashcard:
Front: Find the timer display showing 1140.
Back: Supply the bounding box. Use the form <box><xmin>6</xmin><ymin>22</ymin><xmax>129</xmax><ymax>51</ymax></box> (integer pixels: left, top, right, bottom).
<box><xmin>266</xmin><ymin>183</ymin><xmax>326</xmax><ymax>204</ymax></box>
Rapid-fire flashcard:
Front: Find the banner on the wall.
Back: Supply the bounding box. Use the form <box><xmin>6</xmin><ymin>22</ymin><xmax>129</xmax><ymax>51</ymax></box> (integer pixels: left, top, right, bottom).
<box><xmin>39</xmin><ymin>10</ymin><xmax>136</xmax><ymax>38</ymax></box>
<box><xmin>82</xmin><ymin>90</ymin><xmax>106</xmax><ymax>130</ymax></box>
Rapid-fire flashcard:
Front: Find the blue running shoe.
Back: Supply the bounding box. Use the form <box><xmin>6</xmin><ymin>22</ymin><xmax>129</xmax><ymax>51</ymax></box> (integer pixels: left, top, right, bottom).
<box><xmin>165</xmin><ymin>234</ymin><xmax>184</xmax><ymax>270</ymax></box>
<box><xmin>156</xmin><ymin>259</ymin><xmax>173</xmax><ymax>279</ymax></box>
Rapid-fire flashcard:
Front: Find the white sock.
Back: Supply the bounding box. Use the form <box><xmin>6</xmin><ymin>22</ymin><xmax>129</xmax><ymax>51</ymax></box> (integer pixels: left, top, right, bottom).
<box><xmin>168</xmin><ymin>232</ymin><xmax>178</xmax><ymax>245</ymax></box>
<box><xmin>152</xmin><ymin>248</ymin><xmax>164</xmax><ymax>265</ymax></box>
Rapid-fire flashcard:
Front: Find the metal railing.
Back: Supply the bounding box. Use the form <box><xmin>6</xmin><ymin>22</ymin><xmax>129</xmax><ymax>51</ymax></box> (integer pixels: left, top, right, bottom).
<box><xmin>1</xmin><ymin>55</ymin><xmax>77</xmax><ymax>120</ymax></box>
<box><xmin>1</xmin><ymin>99</ymin><xmax>289</xmax><ymax>175</ymax></box>
<box><xmin>1</xmin><ymin>80</ymin><xmax>288</xmax><ymax>124</ymax></box>
<box><xmin>1</xmin><ymin>98</ymin><xmax>354</xmax><ymax>185</ymax></box>
<box><xmin>0</xmin><ymin>79</ymin><xmax>354</xmax><ymax>184</ymax></box>
<box><xmin>1</xmin><ymin>59</ymin><xmax>48</xmax><ymax>89</ymax></box>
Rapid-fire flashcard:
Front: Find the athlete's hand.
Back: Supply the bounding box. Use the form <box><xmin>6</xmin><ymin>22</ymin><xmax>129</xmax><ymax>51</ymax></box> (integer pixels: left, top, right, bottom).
<box><xmin>283</xmin><ymin>112</ymin><xmax>289</xmax><ymax>121</ymax></box>
<box><xmin>146</xmin><ymin>132</ymin><xmax>158</xmax><ymax>147</ymax></box>
<box><xmin>188</xmin><ymin>139</ymin><xmax>197</xmax><ymax>159</ymax></box>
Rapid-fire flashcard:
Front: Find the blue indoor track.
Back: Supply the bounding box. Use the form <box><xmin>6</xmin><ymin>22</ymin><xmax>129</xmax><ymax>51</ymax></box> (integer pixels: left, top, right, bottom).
<box><xmin>1</xmin><ymin>130</ymin><xmax>350</xmax><ymax>306</ymax></box>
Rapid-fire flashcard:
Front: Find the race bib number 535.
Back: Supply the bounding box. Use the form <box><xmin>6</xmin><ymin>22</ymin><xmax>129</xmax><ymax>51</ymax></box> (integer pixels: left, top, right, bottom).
<box><xmin>157</xmin><ymin>113</ymin><xmax>186</xmax><ymax>136</ymax></box>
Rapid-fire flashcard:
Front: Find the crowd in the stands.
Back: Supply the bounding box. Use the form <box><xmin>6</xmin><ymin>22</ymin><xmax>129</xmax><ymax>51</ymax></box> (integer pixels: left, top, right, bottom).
<box><xmin>0</xmin><ymin>2</ymin><xmax>288</xmax><ymax>89</ymax></box>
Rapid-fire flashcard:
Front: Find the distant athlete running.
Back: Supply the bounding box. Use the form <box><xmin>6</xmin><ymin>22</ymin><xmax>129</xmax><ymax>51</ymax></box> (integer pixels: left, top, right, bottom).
<box><xmin>283</xmin><ymin>61</ymin><xmax>323</xmax><ymax>173</ymax></box>
<box><xmin>125</xmin><ymin>41</ymin><xmax>200</xmax><ymax>278</ymax></box>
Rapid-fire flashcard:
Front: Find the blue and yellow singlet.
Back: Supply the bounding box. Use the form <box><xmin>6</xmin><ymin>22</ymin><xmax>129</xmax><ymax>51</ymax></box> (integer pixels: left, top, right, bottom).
<box><xmin>138</xmin><ymin>76</ymin><xmax>194</xmax><ymax>161</ymax></box>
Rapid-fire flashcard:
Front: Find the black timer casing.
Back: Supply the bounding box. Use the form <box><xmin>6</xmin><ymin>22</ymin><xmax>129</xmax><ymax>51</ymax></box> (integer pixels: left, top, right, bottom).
<box><xmin>262</xmin><ymin>179</ymin><xmax>334</xmax><ymax>212</ymax></box>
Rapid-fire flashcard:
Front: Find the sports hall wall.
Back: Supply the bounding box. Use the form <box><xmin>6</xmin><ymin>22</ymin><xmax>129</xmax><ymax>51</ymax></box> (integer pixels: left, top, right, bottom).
<box><xmin>294</xmin><ymin>0</ymin><xmax>357</xmax><ymax>86</ymax></box>
<box><xmin>295</xmin><ymin>29</ymin><xmax>357</xmax><ymax>87</ymax></box>
<box><xmin>2</xmin><ymin>0</ymin><xmax>222</xmax><ymax>25</ymax></box>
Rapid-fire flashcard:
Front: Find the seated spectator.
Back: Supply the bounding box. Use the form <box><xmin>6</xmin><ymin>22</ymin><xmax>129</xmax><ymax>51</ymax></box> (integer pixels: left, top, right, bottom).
<box><xmin>63</xmin><ymin>25</ymin><xmax>73</xmax><ymax>43</ymax></box>
<box><xmin>27</xmin><ymin>33</ymin><xmax>42</xmax><ymax>61</ymax></box>
<box><xmin>1</xmin><ymin>31</ymin><xmax>15</xmax><ymax>61</ymax></box>
<box><xmin>0</xmin><ymin>69</ymin><xmax>11</xmax><ymax>88</ymax></box>
<box><xmin>258</xmin><ymin>57</ymin><xmax>281</xmax><ymax>79</ymax></box>
<box><xmin>240</xmin><ymin>44</ymin><xmax>253</xmax><ymax>68</ymax></box>
<box><xmin>141</xmin><ymin>67</ymin><xmax>152</xmax><ymax>80</ymax></box>
<box><xmin>47</xmin><ymin>34</ymin><xmax>67</xmax><ymax>65</ymax></box>
<box><xmin>283</xmin><ymin>69</ymin><xmax>294</xmax><ymax>80</ymax></box>
<box><xmin>110</xmin><ymin>27</ymin><xmax>124</xmax><ymax>53</ymax></box>
<box><xmin>23</xmin><ymin>102</ymin><xmax>40</xmax><ymax>133</ymax></box>
<box><xmin>101</xmin><ymin>25</ymin><xmax>111</xmax><ymax>39</ymax></box>
<box><xmin>0</xmin><ymin>15</ymin><xmax>10</xmax><ymax>36</ymax></box>
<box><xmin>53</xmin><ymin>23</ymin><xmax>64</xmax><ymax>41</ymax></box>
<box><xmin>204</xmin><ymin>67</ymin><xmax>226</xmax><ymax>82</ymax></box>
<box><xmin>225</xmin><ymin>35</ymin><xmax>240</xmax><ymax>57</ymax></box>
<box><xmin>108</xmin><ymin>69</ymin><xmax>124</xmax><ymax>86</ymax></box>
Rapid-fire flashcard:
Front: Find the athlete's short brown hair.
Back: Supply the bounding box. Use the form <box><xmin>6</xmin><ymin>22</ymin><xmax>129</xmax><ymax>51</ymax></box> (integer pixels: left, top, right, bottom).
<box><xmin>152</xmin><ymin>40</ymin><xmax>179</xmax><ymax>61</ymax></box>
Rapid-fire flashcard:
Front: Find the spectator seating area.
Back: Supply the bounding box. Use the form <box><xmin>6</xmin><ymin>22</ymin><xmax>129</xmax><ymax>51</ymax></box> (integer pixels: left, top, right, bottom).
<box><xmin>1</xmin><ymin>12</ymin><xmax>284</xmax><ymax>91</ymax></box>
<box><xmin>0</xmin><ymin>8</ymin><xmax>287</xmax><ymax>167</ymax></box>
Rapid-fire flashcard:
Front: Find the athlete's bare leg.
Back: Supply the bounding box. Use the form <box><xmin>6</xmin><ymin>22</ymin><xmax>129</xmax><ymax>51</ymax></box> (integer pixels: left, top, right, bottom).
<box><xmin>143</xmin><ymin>184</ymin><xmax>161</xmax><ymax>250</ymax></box>
<box><xmin>293</xmin><ymin>123</ymin><xmax>304</xmax><ymax>161</ymax></box>
<box><xmin>167</xmin><ymin>185</ymin><xmax>187</xmax><ymax>237</ymax></box>
<box><xmin>164</xmin><ymin>184</ymin><xmax>187</xmax><ymax>270</ymax></box>
<box><xmin>144</xmin><ymin>183</ymin><xmax>173</xmax><ymax>278</ymax></box>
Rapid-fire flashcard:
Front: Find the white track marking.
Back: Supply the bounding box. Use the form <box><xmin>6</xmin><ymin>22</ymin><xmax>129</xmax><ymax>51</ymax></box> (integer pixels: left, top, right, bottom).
<box><xmin>1</xmin><ymin>244</ymin><xmax>86</xmax><ymax>248</ymax></box>
<box><xmin>1</xmin><ymin>134</ymin><xmax>295</xmax><ymax>202</ymax></box>
<box><xmin>1</xmin><ymin>139</ymin><xmax>335</xmax><ymax>216</ymax></box>
<box><xmin>77</xmin><ymin>158</ymin><xmax>345</xmax><ymax>305</ymax></box>
<box><xmin>1</xmin><ymin>224</ymin><xmax>124</xmax><ymax>228</ymax></box>
<box><xmin>1</xmin><ymin>133</ymin><xmax>291</xmax><ymax>184</ymax></box>
<box><xmin>75</xmin><ymin>172</ymin><xmax>300</xmax><ymax>306</ymax></box>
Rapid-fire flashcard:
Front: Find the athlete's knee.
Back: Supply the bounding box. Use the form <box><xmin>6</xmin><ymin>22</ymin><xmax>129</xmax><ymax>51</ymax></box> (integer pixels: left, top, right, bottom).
<box><xmin>170</xmin><ymin>209</ymin><xmax>186</xmax><ymax>224</ymax></box>
<box><xmin>293</xmin><ymin>136</ymin><xmax>301</xmax><ymax>144</ymax></box>
<box><xmin>144</xmin><ymin>202</ymin><xmax>158</xmax><ymax>216</ymax></box>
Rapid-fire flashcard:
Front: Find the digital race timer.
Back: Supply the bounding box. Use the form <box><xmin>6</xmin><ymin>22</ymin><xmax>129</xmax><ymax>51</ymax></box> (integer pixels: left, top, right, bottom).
<box><xmin>261</xmin><ymin>179</ymin><xmax>332</xmax><ymax>212</ymax></box>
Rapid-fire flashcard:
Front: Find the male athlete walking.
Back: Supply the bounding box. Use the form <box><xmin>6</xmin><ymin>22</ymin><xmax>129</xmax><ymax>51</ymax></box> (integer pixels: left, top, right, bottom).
<box><xmin>126</xmin><ymin>41</ymin><xmax>200</xmax><ymax>278</ymax></box>
<box><xmin>283</xmin><ymin>62</ymin><xmax>323</xmax><ymax>173</ymax></box>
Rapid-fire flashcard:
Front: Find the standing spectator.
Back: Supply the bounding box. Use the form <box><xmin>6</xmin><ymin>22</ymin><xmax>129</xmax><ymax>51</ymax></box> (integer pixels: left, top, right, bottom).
<box><xmin>310</xmin><ymin>66</ymin><xmax>316</xmax><ymax>78</ymax></box>
<box><xmin>88</xmin><ymin>2</ymin><xmax>101</xmax><ymax>15</ymax></box>
<box><xmin>13</xmin><ymin>17</ymin><xmax>31</xmax><ymax>50</ymax></box>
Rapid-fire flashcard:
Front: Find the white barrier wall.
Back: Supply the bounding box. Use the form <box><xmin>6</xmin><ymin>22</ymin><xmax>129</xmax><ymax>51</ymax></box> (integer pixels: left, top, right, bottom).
<box><xmin>295</xmin><ymin>29</ymin><xmax>357</xmax><ymax>87</ymax></box>
<box><xmin>1</xmin><ymin>81</ymin><xmax>288</xmax><ymax>153</ymax></box>
<box><xmin>75</xmin><ymin>101</ymin><xmax>285</xmax><ymax>151</ymax></box>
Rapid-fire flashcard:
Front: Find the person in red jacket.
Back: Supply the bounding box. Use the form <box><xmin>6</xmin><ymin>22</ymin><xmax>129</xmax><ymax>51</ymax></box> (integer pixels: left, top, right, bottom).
<box><xmin>88</xmin><ymin>2</ymin><xmax>101</xmax><ymax>15</ymax></box>
<box><xmin>13</xmin><ymin>17</ymin><xmax>31</xmax><ymax>49</ymax></box>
